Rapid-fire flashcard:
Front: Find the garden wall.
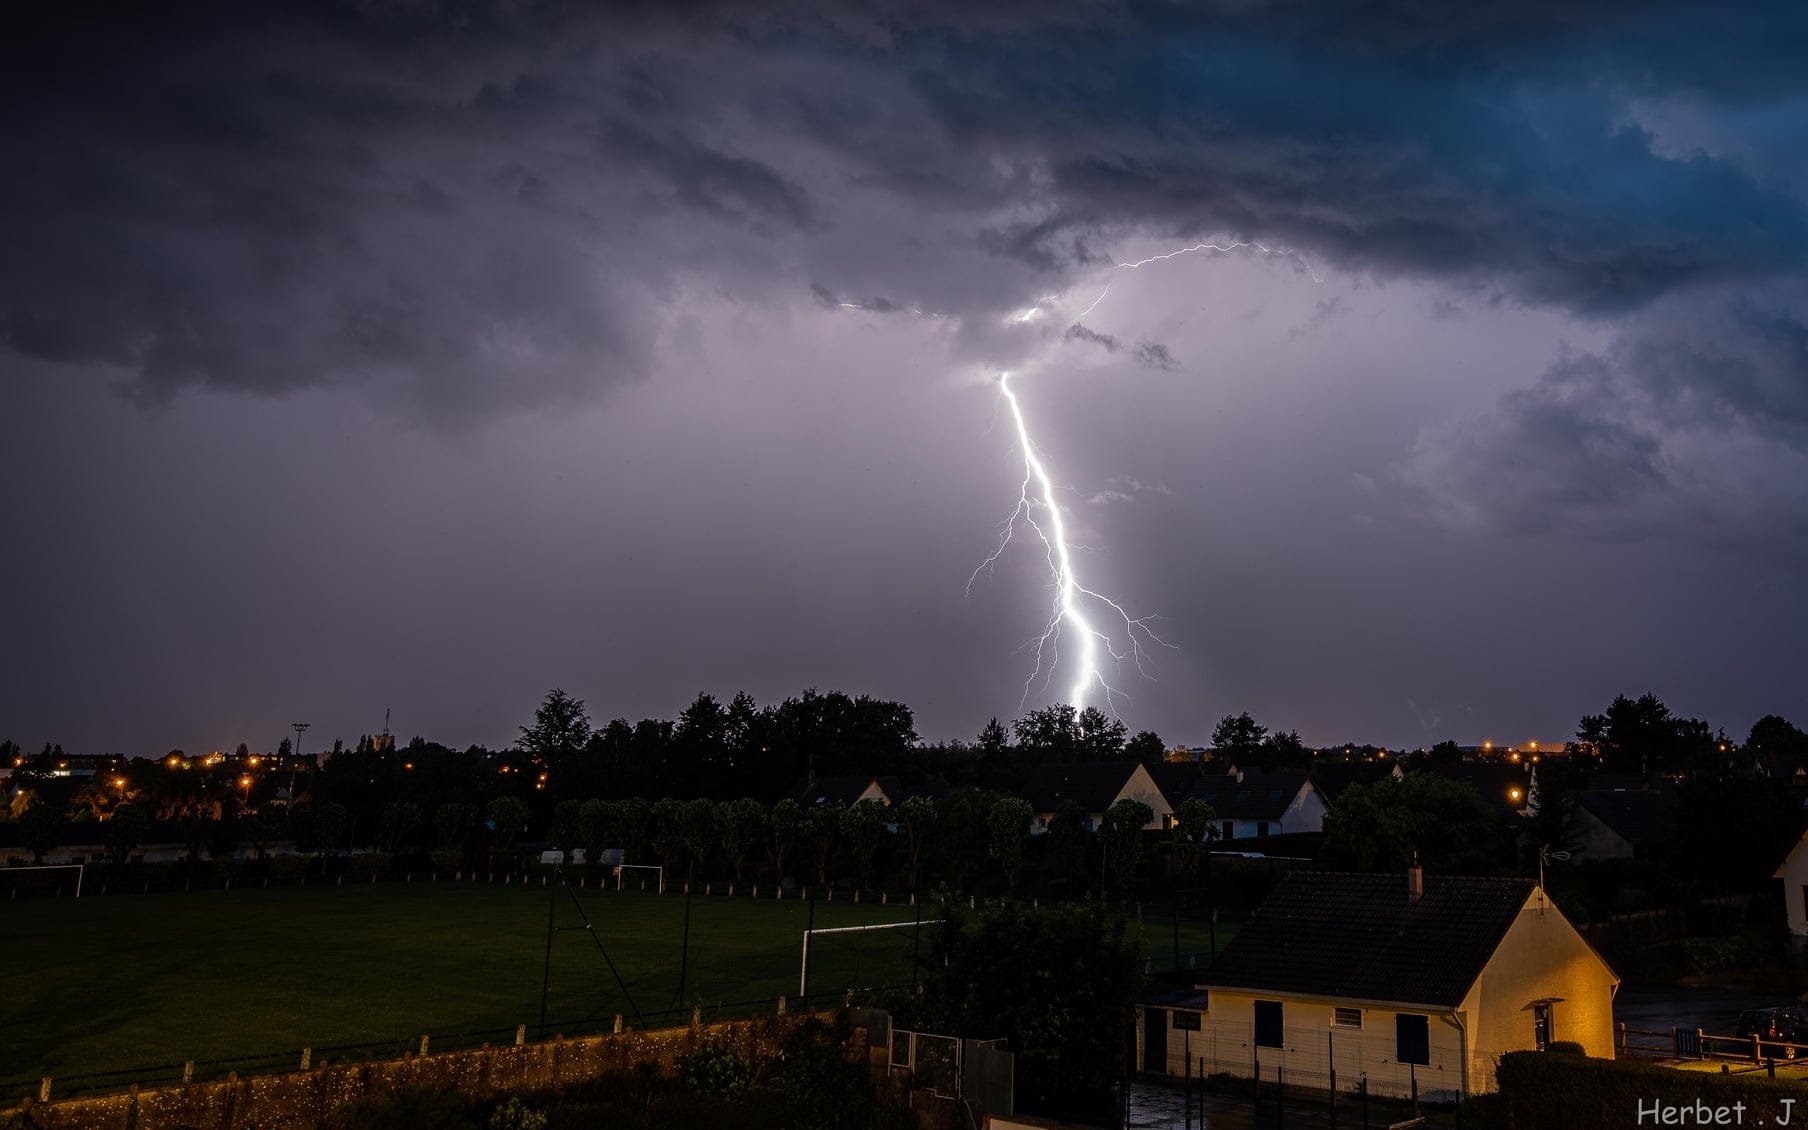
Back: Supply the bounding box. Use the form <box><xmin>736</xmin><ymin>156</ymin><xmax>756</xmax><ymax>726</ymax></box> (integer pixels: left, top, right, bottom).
<box><xmin>11</xmin><ymin>1015</ymin><xmax>883</xmax><ymax>1130</ymax></box>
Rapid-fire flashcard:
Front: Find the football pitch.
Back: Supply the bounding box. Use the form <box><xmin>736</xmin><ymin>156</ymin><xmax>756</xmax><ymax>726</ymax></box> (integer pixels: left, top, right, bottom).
<box><xmin>0</xmin><ymin>880</ymin><xmax>1229</xmax><ymax>1086</ymax></box>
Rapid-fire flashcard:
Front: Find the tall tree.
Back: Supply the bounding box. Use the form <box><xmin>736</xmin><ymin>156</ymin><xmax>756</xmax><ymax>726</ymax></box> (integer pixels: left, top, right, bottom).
<box><xmin>1210</xmin><ymin>712</ymin><xmax>1268</xmax><ymax>761</ymax></box>
<box><xmin>767</xmin><ymin>797</ymin><xmax>801</xmax><ymax>885</ymax></box>
<box><xmin>1099</xmin><ymin>798</ymin><xmax>1153</xmax><ymax>898</ymax></box>
<box><xmin>802</xmin><ymin>801</ymin><xmax>844</xmax><ymax>887</ymax></box>
<box><xmin>105</xmin><ymin>804</ymin><xmax>151</xmax><ymax>865</ymax></box>
<box><xmin>519</xmin><ymin>688</ymin><xmax>593</xmax><ymax>769</ymax></box>
<box><xmin>679</xmin><ymin>797</ymin><xmax>719</xmax><ymax>877</ymax></box>
<box><xmin>987</xmin><ymin>796</ymin><xmax>1034</xmax><ymax>895</ymax></box>
<box><xmin>1046</xmin><ymin>799</ymin><xmax>1091</xmax><ymax>892</ymax></box>
<box><xmin>1171</xmin><ymin>797</ymin><xmax>1217</xmax><ymax>877</ymax></box>
<box><xmin>840</xmin><ymin>799</ymin><xmax>887</xmax><ymax>890</ymax></box>
<box><xmin>897</xmin><ymin>795</ymin><xmax>935</xmax><ymax>892</ymax></box>
<box><xmin>907</xmin><ymin>902</ymin><xmax>1141</xmax><ymax>1123</ymax></box>
<box><xmin>1125</xmin><ymin>730</ymin><xmax>1167</xmax><ymax>767</ymax></box>
<box><xmin>1321</xmin><ymin>775</ymin><xmax>1509</xmax><ymax>874</ymax></box>
<box><xmin>718</xmin><ymin>797</ymin><xmax>766</xmax><ymax>883</ymax></box>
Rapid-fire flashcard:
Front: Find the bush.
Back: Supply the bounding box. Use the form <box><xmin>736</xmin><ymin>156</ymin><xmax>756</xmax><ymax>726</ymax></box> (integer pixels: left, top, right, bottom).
<box><xmin>680</xmin><ymin>1037</ymin><xmax>751</xmax><ymax>1098</ymax></box>
<box><xmin>268</xmin><ymin>854</ymin><xmax>312</xmax><ymax>884</ymax></box>
<box><xmin>1494</xmin><ymin>1049</ymin><xmax>1808</xmax><ymax>1130</ymax></box>
<box><xmin>487</xmin><ymin>1097</ymin><xmax>547</xmax><ymax>1130</ymax></box>
<box><xmin>347</xmin><ymin>852</ymin><xmax>392</xmax><ymax>880</ymax></box>
<box><xmin>431</xmin><ymin>850</ymin><xmax>463</xmax><ymax>875</ymax></box>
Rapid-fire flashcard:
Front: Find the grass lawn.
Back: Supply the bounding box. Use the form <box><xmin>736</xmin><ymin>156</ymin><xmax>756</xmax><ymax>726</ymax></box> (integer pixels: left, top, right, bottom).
<box><xmin>0</xmin><ymin>880</ymin><xmax>1237</xmax><ymax>1092</ymax></box>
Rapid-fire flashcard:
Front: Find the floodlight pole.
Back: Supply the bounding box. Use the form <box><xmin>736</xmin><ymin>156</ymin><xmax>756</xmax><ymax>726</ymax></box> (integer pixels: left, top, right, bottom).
<box><xmin>676</xmin><ymin>862</ymin><xmax>694</xmax><ymax>1011</ymax></box>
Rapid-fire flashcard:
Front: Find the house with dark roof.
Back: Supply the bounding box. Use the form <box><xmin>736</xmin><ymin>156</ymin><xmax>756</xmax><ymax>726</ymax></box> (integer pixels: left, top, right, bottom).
<box><xmin>1146</xmin><ymin>761</ymin><xmax>1203</xmax><ymax>811</ymax></box>
<box><xmin>1568</xmin><ymin>788</ymin><xmax>1678</xmax><ymax>861</ymax></box>
<box><xmin>1020</xmin><ymin>761</ymin><xmax>1172</xmax><ymax>832</ymax></box>
<box><xmin>1309</xmin><ymin>760</ymin><xmax>1402</xmax><ymax>806</ymax></box>
<box><xmin>781</xmin><ymin>776</ymin><xmax>900</xmax><ymax>809</ymax></box>
<box><xmin>1191</xmin><ymin>772</ymin><xmax>1327</xmax><ymax>840</ymax></box>
<box><xmin>1137</xmin><ymin>869</ymin><xmax>1616</xmax><ymax>1100</ymax></box>
<box><xmin>1773</xmin><ymin>829</ymin><xmax>1808</xmax><ymax>957</ymax></box>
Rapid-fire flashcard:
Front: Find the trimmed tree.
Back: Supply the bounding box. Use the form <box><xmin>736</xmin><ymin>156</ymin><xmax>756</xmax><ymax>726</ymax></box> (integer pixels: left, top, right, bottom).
<box><xmin>987</xmin><ymin>796</ymin><xmax>1034</xmax><ymax>896</ymax></box>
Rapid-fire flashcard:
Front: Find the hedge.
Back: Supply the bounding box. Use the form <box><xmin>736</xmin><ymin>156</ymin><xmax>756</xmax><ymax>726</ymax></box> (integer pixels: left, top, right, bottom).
<box><xmin>1488</xmin><ymin>1050</ymin><xmax>1808</xmax><ymax>1129</ymax></box>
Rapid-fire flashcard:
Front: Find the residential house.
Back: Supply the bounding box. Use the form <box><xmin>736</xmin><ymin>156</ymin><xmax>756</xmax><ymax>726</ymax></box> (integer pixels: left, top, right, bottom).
<box><xmin>1309</xmin><ymin>760</ymin><xmax>1402</xmax><ymax>807</ymax></box>
<box><xmin>1021</xmin><ymin>761</ymin><xmax>1172</xmax><ymax>832</ymax></box>
<box><xmin>782</xmin><ymin>776</ymin><xmax>900</xmax><ymax>809</ymax></box>
<box><xmin>1191</xmin><ymin>773</ymin><xmax>1327</xmax><ymax>841</ymax></box>
<box><xmin>1774</xmin><ymin>829</ymin><xmax>1808</xmax><ymax>959</ymax></box>
<box><xmin>1567</xmin><ymin>787</ymin><xmax>1678</xmax><ymax>862</ymax></box>
<box><xmin>1137</xmin><ymin>868</ymin><xmax>1618</xmax><ymax>1100</ymax></box>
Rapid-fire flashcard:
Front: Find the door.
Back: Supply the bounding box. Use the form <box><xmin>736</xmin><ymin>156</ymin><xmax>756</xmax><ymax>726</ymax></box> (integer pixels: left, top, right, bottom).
<box><xmin>1144</xmin><ymin>1008</ymin><xmax>1169</xmax><ymax>1072</ymax></box>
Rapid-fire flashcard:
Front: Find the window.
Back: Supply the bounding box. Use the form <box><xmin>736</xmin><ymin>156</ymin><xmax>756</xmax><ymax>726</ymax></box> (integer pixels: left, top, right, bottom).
<box><xmin>1173</xmin><ymin>1011</ymin><xmax>1202</xmax><ymax>1031</ymax></box>
<box><xmin>1254</xmin><ymin>1000</ymin><xmax>1284</xmax><ymax>1048</ymax></box>
<box><xmin>1257</xmin><ymin>821</ymin><xmax>1270</xmax><ymax>837</ymax></box>
<box><xmin>1333</xmin><ymin>1008</ymin><xmax>1362</xmax><ymax>1029</ymax></box>
<box><xmin>1222</xmin><ymin>820</ymin><xmax>1235</xmax><ymax>840</ymax></box>
<box><xmin>1396</xmin><ymin>1014</ymin><xmax>1430</xmax><ymax>1066</ymax></box>
<box><xmin>1533</xmin><ymin>1003</ymin><xmax>1553</xmax><ymax>1051</ymax></box>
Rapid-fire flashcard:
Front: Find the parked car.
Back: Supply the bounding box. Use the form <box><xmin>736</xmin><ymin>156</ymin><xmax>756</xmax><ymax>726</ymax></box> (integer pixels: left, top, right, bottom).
<box><xmin>1735</xmin><ymin>1007</ymin><xmax>1808</xmax><ymax>1058</ymax></box>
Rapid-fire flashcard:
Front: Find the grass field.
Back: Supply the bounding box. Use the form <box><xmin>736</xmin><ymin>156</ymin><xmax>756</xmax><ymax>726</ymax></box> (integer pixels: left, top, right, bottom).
<box><xmin>0</xmin><ymin>880</ymin><xmax>1231</xmax><ymax>1091</ymax></box>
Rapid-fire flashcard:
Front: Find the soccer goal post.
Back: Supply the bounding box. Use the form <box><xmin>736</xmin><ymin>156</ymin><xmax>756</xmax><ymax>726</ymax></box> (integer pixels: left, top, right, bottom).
<box><xmin>4</xmin><ymin>863</ymin><xmax>84</xmax><ymax>897</ymax></box>
<box><xmin>613</xmin><ymin>864</ymin><xmax>664</xmax><ymax>893</ymax></box>
<box><xmin>800</xmin><ymin>919</ymin><xmax>941</xmax><ymax>998</ymax></box>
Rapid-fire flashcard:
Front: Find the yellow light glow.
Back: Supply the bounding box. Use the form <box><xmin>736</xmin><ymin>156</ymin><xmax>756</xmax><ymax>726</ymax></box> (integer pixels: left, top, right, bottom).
<box><xmin>1510</xmin><ymin>788</ymin><xmax>1522</xmax><ymax>801</ymax></box>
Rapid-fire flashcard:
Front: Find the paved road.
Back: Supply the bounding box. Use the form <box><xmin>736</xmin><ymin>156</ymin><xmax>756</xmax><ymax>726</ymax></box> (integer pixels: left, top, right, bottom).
<box><xmin>1616</xmin><ymin>983</ymin><xmax>1796</xmax><ymax>1044</ymax></box>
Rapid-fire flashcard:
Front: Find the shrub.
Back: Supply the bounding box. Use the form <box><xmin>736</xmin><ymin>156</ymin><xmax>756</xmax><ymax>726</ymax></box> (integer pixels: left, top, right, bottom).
<box><xmin>487</xmin><ymin>1097</ymin><xmax>547</xmax><ymax>1130</ymax></box>
<box><xmin>347</xmin><ymin>852</ymin><xmax>392</xmax><ymax>880</ymax></box>
<box><xmin>680</xmin><ymin>1037</ymin><xmax>751</xmax><ymax>1099</ymax></box>
<box><xmin>268</xmin><ymin>854</ymin><xmax>312</xmax><ymax>884</ymax></box>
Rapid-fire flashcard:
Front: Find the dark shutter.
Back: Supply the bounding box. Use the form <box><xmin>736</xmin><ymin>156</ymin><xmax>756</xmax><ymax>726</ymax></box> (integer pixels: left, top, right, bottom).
<box><xmin>1254</xmin><ymin>1000</ymin><xmax>1283</xmax><ymax>1048</ymax></box>
<box><xmin>1396</xmin><ymin>1014</ymin><xmax>1430</xmax><ymax>1066</ymax></box>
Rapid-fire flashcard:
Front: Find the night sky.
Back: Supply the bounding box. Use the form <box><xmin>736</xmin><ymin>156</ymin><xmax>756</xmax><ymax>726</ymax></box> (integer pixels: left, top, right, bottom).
<box><xmin>4</xmin><ymin>1</ymin><xmax>1806</xmax><ymax>757</ymax></box>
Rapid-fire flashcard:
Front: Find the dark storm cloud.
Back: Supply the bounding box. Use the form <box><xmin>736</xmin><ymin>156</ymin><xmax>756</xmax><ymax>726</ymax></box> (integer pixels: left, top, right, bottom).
<box><xmin>4</xmin><ymin>0</ymin><xmax>1806</xmax><ymax>418</ymax></box>
<box><xmin>1397</xmin><ymin>284</ymin><xmax>1808</xmax><ymax>542</ymax></box>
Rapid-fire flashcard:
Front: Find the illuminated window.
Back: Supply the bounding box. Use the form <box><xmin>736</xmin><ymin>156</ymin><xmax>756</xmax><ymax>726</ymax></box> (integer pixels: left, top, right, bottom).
<box><xmin>1333</xmin><ymin>1008</ymin><xmax>1362</xmax><ymax>1029</ymax></box>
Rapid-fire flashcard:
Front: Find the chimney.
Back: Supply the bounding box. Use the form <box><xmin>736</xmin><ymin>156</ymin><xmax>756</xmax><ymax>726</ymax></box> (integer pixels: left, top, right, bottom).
<box><xmin>1407</xmin><ymin>853</ymin><xmax>1423</xmax><ymax>903</ymax></box>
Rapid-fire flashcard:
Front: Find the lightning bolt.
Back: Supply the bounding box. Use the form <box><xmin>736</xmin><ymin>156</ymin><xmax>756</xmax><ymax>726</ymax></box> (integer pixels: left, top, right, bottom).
<box><xmin>968</xmin><ymin>238</ymin><xmax>1317</xmax><ymax>713</ymax></box>
<box><xmin>969</xmin><ymin>370</ymin><xmax>1170</xmax><ymax>712</ymax></box>
<box><xmin>826</xmin><ymin>237</ymin><xmax>1316</xmax><ymax>715</ymax></box>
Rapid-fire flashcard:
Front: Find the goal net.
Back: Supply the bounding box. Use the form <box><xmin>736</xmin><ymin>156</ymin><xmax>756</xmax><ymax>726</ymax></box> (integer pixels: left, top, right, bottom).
<box><xmin>799</xmin><ymin>919</ymin><xmax>936</xmax><ymax>999</ymax></box>
<box><xmin>612</xmin><ymin>864</ymin><xmax>665</xmax><ymax>893</ymax></box>
<box><xmin>3</xmin><ymin>863</ymin><xmax>85</xmax><ymax>897</ymax></box>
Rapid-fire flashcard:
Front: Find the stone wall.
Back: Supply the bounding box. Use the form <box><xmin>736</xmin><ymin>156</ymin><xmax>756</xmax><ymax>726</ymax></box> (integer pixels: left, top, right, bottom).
<box><xmin>13</xmin><ymin>1015</ymin><xmax>859</xmax><ymax>1130</ymax></box>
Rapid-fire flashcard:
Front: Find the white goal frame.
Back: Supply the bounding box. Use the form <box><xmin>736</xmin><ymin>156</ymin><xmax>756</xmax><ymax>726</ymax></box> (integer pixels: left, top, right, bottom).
<box><xmin>613</xmin><ymin>864</ymin><xmax>665</xmax><ymax>893</ymax></box>
<box><xmin>800</xmin><ymin>919</ymin><xmax>940</xmax><ymax>997</ymax></box>
<box><xmin>4</xmin><ymin>863</ymin><xmax>84</xmax><ymax>897</ymax></box>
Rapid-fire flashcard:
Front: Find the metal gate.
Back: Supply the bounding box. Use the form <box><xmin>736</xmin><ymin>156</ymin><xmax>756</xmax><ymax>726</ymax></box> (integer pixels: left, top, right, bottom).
<box><xmin>889</xmin><ymin>1028</ymin><xmax>1013</xmax><ymax>1116</ymax></box>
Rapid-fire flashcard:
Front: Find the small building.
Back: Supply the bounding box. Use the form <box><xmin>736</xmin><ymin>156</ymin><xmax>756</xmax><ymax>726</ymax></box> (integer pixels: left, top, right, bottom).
<box><xmin>1137</xmin><ymin>869</ymin><xmax>1617</xmax><ymax>1100</ymax></box>
<box><xmin>1021</xmin><ymin>761</ymin><xmax>1172</xmax><ymax>832</ymax></box>
<box><xmin>1191</xmin><ymin>773</ymin><xmax>1327</xmax><ymax>840</ymax></box>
